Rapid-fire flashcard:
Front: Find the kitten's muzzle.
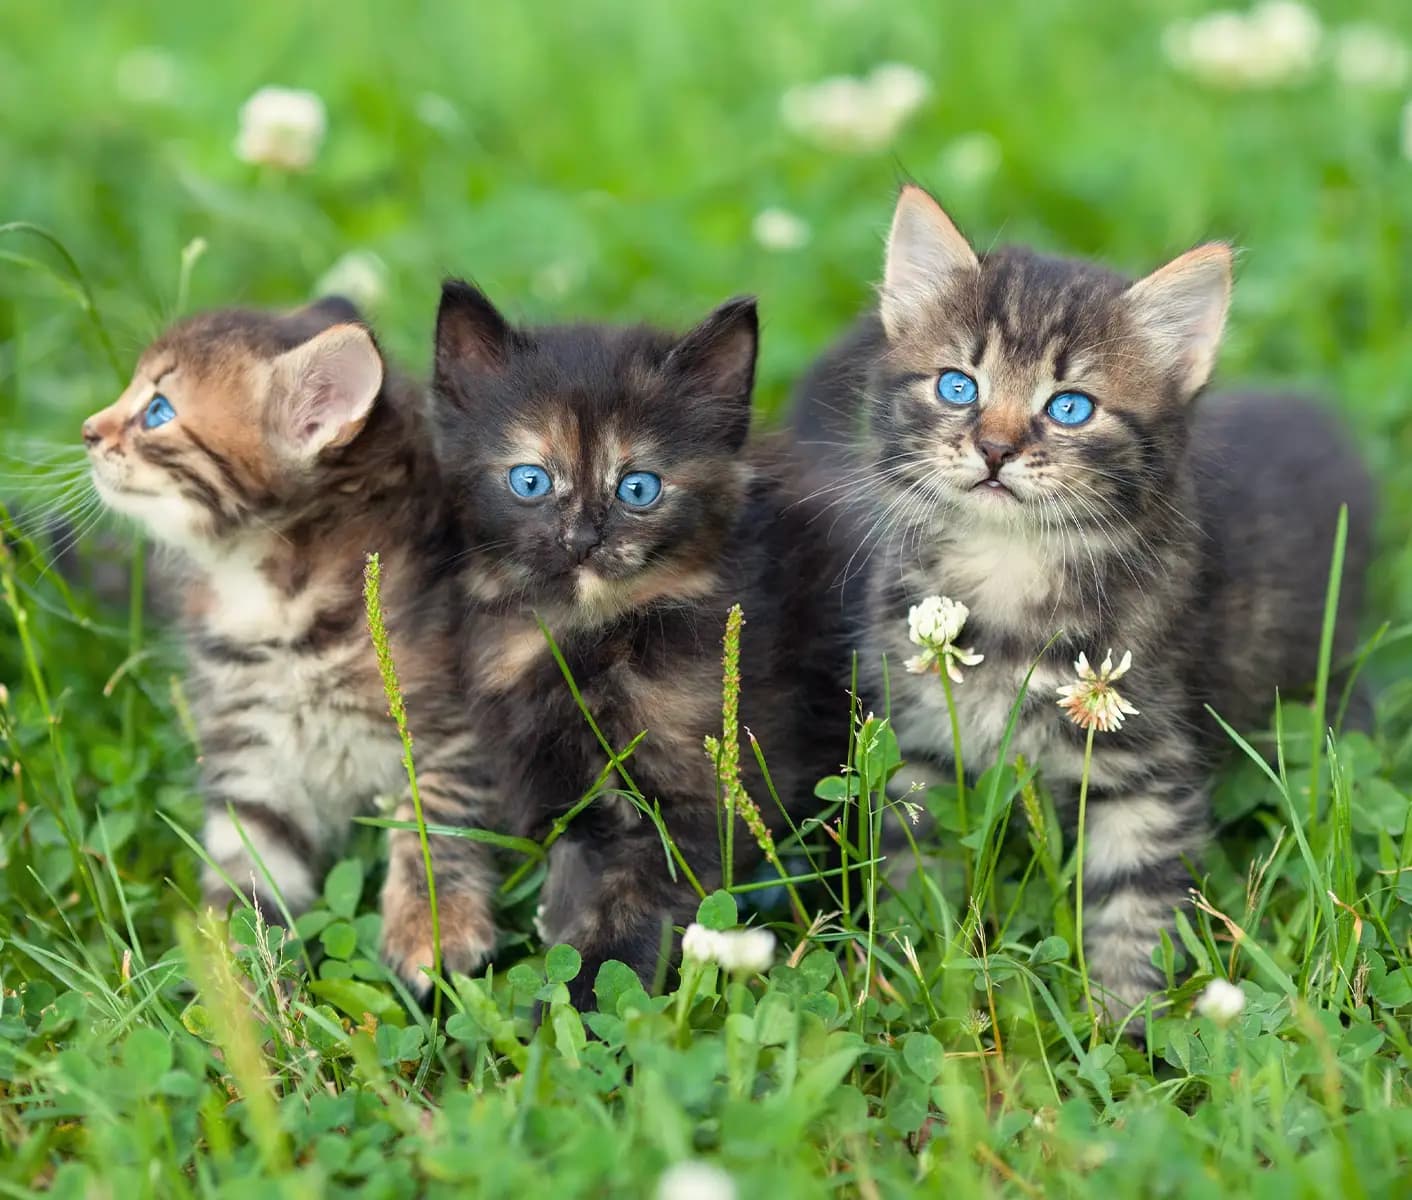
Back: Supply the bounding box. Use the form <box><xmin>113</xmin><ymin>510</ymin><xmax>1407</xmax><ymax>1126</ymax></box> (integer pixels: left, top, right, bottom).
<box><xmin>81</xmin><ymin>419</ymin><xmax>102</xmax><ymax>448</ymax></box>
<box><xmin>977</xmin><ymin>438</ymin><xmax>1018</xmax><ymax>472</ymax></box>
<box><xmin>561</xmin><ymin>521</ymin><xmax>603</xmax><ymax>564</ymax></box>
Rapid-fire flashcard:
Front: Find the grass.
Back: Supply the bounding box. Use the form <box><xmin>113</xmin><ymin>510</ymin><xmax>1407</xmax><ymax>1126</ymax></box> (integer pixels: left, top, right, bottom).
<box><xmin>3</xmin><ymin>0</ymin><xmax>1412</xmax><ymax>1194</ymax></box>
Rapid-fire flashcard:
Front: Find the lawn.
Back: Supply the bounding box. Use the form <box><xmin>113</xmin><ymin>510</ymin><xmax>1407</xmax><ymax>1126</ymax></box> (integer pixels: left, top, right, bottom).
<box><xmin>3</xmin><ymin>0</ymin><xmax>1412</xmax><ymax>1195</ymax></box>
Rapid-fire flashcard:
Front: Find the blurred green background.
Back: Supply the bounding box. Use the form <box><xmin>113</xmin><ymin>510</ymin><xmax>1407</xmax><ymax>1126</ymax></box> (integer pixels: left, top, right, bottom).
<box><xmin>2</xmin><ymin>0</ymin><xmax>1411</xmax><ymax>622</ymax></box>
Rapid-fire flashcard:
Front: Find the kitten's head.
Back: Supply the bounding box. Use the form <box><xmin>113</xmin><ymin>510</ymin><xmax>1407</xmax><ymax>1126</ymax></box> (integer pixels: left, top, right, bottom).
<box><xmin>83</xmin><ymin>297</ymin><xmax>386</xmax><ymax>550</ymax></box>
<box><xmin>431</xmin><ymin>281</ymin><xmax>757</xmax><ymax>624</ymax></box>
<box><xmin>870</xmin><ymin>184</ymin><xmax>1232</xmax><ymax>532</ymax></box>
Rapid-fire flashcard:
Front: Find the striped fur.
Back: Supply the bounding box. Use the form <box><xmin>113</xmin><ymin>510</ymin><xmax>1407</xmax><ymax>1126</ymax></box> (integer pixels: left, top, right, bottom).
<box><xmin>82</xmin><ymin>299</ymin><xmax>498</xmax><ymax>991</ymax></box>
<box><xmin>795</xmin><ymin>187</ymin><xmax>1373</xmax><ymax>1024</ymax></box>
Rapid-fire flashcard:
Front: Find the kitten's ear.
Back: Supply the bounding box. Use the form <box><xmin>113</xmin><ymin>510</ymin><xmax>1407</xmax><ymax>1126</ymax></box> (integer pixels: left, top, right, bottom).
<box><xmin>435</xmin><ymin>280</ymin><xmax>515</xmax><ymax>383</ymax></box>
<box><xmin>880</xmin><ymin>185</ymin><xmax>979</xmax><ymax>337</ymax></box>
<box><xmin>269</xmin><ymin>323</ymin><xmax>383</xmax><ymax>459</ymax></box>
<box><xmin>278</xmin><ymin>296</ymin><xmax>365</xmax><ymax>346</ymax></box>
<box><xmin>666</xmin><ymin>297</ymin><xmax>758</xmax><ymax>449</ymax></box>
<box><xmin>1126</xmin><ymin>244</ymin><xmax>1232</xmax><ymax>395</ymax></box>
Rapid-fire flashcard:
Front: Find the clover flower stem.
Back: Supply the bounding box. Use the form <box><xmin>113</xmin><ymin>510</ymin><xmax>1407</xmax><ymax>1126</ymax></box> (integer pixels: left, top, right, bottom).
<box><xmin>673</xmin><ymin>957</ymin><xmax>706</xmax><ymax>1048</ymax></box>
<box><xmin>1074</xmin><ymin>723</ymin><xmax>1099</xmax><ymax>1046</ymax></box>
<box><xmin>938</xmin><ymin>668</ymin><xmax>973</xmax><ymax>894</ymax></box>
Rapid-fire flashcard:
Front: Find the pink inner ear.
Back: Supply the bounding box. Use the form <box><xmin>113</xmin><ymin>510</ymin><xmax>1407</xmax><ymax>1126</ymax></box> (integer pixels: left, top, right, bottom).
<box><xmin>276</xmin><ymin>326</ymin><xmax>383</xmax><ymax>454</ymax></box>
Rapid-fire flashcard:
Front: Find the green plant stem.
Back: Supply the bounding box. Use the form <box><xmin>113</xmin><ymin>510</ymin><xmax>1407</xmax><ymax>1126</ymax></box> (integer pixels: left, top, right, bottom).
<box><xmin>1074</xmin><ymin>724</ymin><xmax>1099</xmax><ymax>1046</ymax></box>
<box><xmin>938</xmin><ymin>668</ymin><xmax>972</xmax><ymax>894</ymax></box>
<box><xmin>364</xmin><ymin>553</ymin><xmax>441</xmax><ymax>1024</ymax></box>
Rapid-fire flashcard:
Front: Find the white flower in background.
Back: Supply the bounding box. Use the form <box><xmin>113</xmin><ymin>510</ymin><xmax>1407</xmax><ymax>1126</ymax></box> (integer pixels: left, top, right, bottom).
<box><xmin>680</xmin><ymin>923</ymin><xmax>775</xmax><ymax>973</ymax></box>
<box><xmin>1056</xmin><ymin>649</ymin><xmax>1140</xmax><ymax>733</ymax></box>
<box><xmin>1331</xmin><ymin>24</ymin><xmax>1410</xmax><ymax>90</ymax></box>
<box><xmin>114</xmin><ymin>46</ymin><xmax>179</xmax><ymax>104</ymax></box>
<box><xmin>869</xmin><ymin>62</ymin><xmax>932</xmax><ymax>123</ymax></box>
<box><xmin>1402</xmin><ymin>100</ymin><xmax>1412</xmax><ymax>161</ymax></box>
<box><xmin>1195</xmin><ymin>978</ymin><xmax>1246</xmax><ymax>1026</ymax></box>
<box><xmin>781</xmin><ymin>63</ymin><xmax>931</xmax><ymax>150</ymax></box>
<box><xmin>236</xmin><ymin>86</ymin><xmax>327</xmax><ymax>170</ymax></box>
<box><xmin>1163</xmin><ymin>1</ymin><xmax>1321</xmax><ymax>89</ymax></box>
<box><xmin>532</xmin><ymin>261</ymin><xmax>583</xmax><ymax>302</ymax></box>
<box><xmin>904</xmin><ymin>595</ymin><xmax>983</xmax><ymax>683</ymax></box>
<box><xmin>314</xmin><ymin>250</ymin><xmax>387</xmax><ymax>310</ymax></box>
<box><xmin>656</xmin><ymin>1161</ymin><xmax>737</xmax><ymax>1200</ymax></box>
<box><xmin>415</xmin><ymin>92</ymin><xmax>463</xmax><ymax>134</ymax></box>
<box><xmin>752</xmin><ymin>207</ymin><xmax>811</xmax><ymax>252</ymax></box>
<box><xmin>938</xmin><ymin>132</ymin><xmax>1002</xmax><ymax>188</ymax></box>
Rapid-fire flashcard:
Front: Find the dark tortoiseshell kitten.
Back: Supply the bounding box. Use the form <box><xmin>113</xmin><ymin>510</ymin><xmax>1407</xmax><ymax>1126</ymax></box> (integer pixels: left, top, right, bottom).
<box><xmin>82</xmin><ymin>299</ymin><xmax>499</xmax><ymax>989</ymax></box>
<box><xmin>431</xmin><ymin>282</ymin><xmax>848</xmax><ymax>1008</ymax></box>
<box><xmin>795</xmin><ymin>186</ymin><xmax>1373</xmax><ymax>1024</ymax></box>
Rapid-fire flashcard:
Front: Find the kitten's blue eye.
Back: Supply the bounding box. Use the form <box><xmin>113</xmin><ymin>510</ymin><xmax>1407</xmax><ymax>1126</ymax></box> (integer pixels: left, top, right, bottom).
<box><xmin>1046</xmin><ymin>391</ymin><xmax>1095</xmax><ymax>426</ymax></box>
<box><xmin>936</xmin><ymin>370</ymin><xmax>978</xmax><ymax>407</ymax></box>
<box><xmin>507</xmin><ymin>463</ymin><xmax>553</xmax><ymax>499</ymax></box>
<box><xmin>616</xmin><ymin>471</ymin><xmax>662</xmax><ymax>508</ymax></box>
<box><xmin>143</xmin><ymin>394</ymin><xmax>176</xmax><ymax>429</ymax></box>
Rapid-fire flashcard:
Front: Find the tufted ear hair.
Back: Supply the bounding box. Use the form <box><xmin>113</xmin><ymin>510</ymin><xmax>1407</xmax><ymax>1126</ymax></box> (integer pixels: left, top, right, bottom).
<box><xmin>268</xmin><ymin>323</ymin><xmax>383</xmax><ymax>459</ymax></box>
<box><xmin>1126</xmin><ymin>244</ymin><xmax>1233</xmax><ymax>396</ymax></box>
<box><xmin>665</xmin><ymin>296</ymin><xmax>758</xmax><ymax>451</ymax></box>
<box><xmin>880</xmin><ymin>184</ymin><xmax>979</xmax><ymax>338</ymax></box>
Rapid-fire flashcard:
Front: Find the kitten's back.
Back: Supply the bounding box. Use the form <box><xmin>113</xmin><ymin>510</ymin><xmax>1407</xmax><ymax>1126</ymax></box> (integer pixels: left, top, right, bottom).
<box><xmin>1189</xmin><ymin>390</ymin><xmax>1376</xmax><ymax>730</ymax></box>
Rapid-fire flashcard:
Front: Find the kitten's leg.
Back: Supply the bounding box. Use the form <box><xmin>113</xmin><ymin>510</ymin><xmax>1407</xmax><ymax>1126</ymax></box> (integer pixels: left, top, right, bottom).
<box><xmin>1080</xmin><ymin>766</ymin><xmax>1208</xmax><ymax>1025</ymax></box>
<box><xmin>538</xmin><ymin>815</ymin><xmax>721</xmax><ymax>1013</ymax></box>
<box><xmin>200</xmin><ymin>772</ymin><xmax>323</xmax><ymax>919</ymax></box>
<box><xmin>379</xmin><ymin>727</ymin><xmax>500</xmax><ymax>993</ymax></box>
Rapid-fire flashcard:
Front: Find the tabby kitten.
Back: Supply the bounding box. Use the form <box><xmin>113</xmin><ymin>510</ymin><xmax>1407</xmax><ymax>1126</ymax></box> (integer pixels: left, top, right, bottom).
<box><xmin>795</xmin><ymin>186</ymin><xmax>1373</xmax><ymax>1022</ymax></box>
<box><xmin>82</xmin><ymin>298</ymin><xmax>498</xmax><ymax>989</ymax></box>
<box><xmin>431</xmin><ymin>282</ymin><xmax>848</xmax><ymax>1008</ymax></box>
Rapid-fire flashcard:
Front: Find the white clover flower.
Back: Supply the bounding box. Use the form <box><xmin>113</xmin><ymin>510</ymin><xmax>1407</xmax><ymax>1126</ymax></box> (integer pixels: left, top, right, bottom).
<box><xmin>1332</xmin><ymin>24</ymin><xmax>1410</xmax><ymax>89</ymax></box>
<box><xmin>680</xmin><ymin>923</ymin><xmax>775</xmax><ymax>974</ymax></box>
<box><xmin>314</xmin><ymin>250</ymin><xmax>387</xmax><ymax>311</ymax></box>
<box><xmin>1195</xmin><ymin>978</ymin><xmax>1246</xmax><ymax>1026</ymax></box>
<box><xmin>656</xmin><ymin>1161</ymin><xmax>737</xmax><ymax>1200</ymax></box>
<box><xmin>938</xmin><ymin>132</ymin><xmax>1002</xmax><ymax>188</ymax></box>
<box><xmin>780</xmin><ymin>63</ymin><xmax>930</xmax><ymax>151</ymax></box>
<box><xmin>236</xmin><ymin>86</ymin><xmax>327</xmax><ymax>171</ymax></box>
<box><xmin>751</xmin><ymin>207</ymin><xmax>811</xmax><ymax>252</ymax></box>
<box><xmin>1163</xmin><ymin>1</ymin><xmax>1321</xmax><ymax>89</ymax></box>
<box><xmin>0</xmin><ymin>682</ymin><xmax>9</xmax><ymax>707</ymax></box>
<box><xmin>1056</xmin><ymin>649</ymin><xmax>1139</xmax><ymax>733</ymax></box>
<box><xmin>905</xmin><ymin>595</ymin><xmax>983</xmax><ymax>683</ymax></box>
<box><xmin>868</xmin><ymin>62</ymin><xmax>932</xmax><ymax>124</ymax></box>
<box><xmin>114</xmin><ymin>46</ymin><xmax>179</xmax><ymax>105</ymax></box>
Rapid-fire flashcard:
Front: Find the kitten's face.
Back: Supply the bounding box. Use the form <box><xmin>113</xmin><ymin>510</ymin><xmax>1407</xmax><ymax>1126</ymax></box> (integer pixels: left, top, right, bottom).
<box><xmin>432</xmin><ymin>284</ymin><xmax>757</xmax><ymax>624</ymax></box>
<box><xmin>82</xmin><ymin>300</ymin><xmax>383</xmax><ymax>551</ymax></box>
<box><xmin>873</xmin><ymin>186</ymin><xmax>1231</xmax><ymax>534</ymax></box>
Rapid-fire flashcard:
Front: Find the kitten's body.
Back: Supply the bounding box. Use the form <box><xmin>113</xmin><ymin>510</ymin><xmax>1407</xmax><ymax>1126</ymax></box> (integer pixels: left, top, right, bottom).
<box><xmin>82</xmin><ymin>300</ymin><xmax>498</xmax><ymax>987</ymax></box>
<box><xmin>795</xmin><ymin>192</ymin><xmax>1373</xmax><ymax>1020</ymax></box>
<box><xmin>432</xmin><ymin>286</ymin><xmax>848</xmax><ymax>1006</ymax></box>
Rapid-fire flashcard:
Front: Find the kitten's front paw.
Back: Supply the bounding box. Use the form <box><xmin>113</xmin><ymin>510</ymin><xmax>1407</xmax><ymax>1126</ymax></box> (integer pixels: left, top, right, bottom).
<box><xmin>380</xmin><ymin>888</ymin><xmax>495</xmax><ymax>995</ymax></box>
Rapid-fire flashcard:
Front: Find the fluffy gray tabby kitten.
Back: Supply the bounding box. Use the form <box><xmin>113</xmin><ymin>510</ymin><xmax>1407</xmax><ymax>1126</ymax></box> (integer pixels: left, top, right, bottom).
<box><xmin>795</xmin><ymin>186</ymin><xmax>1373</xmax><ymax>1022</ymax></box>
<box><xmin>81</xmin><ymin>298</ymin><xmax>498</xmax><ymax>990</ymax></box>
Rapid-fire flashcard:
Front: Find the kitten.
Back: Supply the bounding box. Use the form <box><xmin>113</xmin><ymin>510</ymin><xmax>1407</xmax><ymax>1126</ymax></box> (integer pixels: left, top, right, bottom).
<box><xmin>81</xmin><ymin>297</ymin><xmax>498</xmax><ymax>989</ymax></box>
<box><xmin>795</xmin><ymin>186</ymin><xmax>1374</xmax><ymax>1023</ymax></box>
<box><xmin>430</xmin><ymin>282</ymin><xmax>848</xmax><ymax>1008</ymax></box>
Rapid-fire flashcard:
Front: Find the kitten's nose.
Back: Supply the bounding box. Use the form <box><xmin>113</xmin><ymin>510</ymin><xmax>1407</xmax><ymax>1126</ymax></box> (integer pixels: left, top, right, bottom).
<box><xmin>81</xmin><ymin>419</ymin><xmax>102</xmax><ymax>448</ymax></box>
<box><xmin>563</xmin><ymin>522</ymin><xmax>602</xmax><ymax>564</ymax></box>
<box><xmin>978</xmin><ymin>439</ymin><xmax>1017</xmax><ymax>472</ymax></box>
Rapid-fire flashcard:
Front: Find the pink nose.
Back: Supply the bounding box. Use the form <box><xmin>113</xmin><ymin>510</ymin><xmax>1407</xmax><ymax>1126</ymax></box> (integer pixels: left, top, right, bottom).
<box><xmin>82</xmin><ymin>419</ymin><xmax>101</xmax><ymax>447</ymax></box>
